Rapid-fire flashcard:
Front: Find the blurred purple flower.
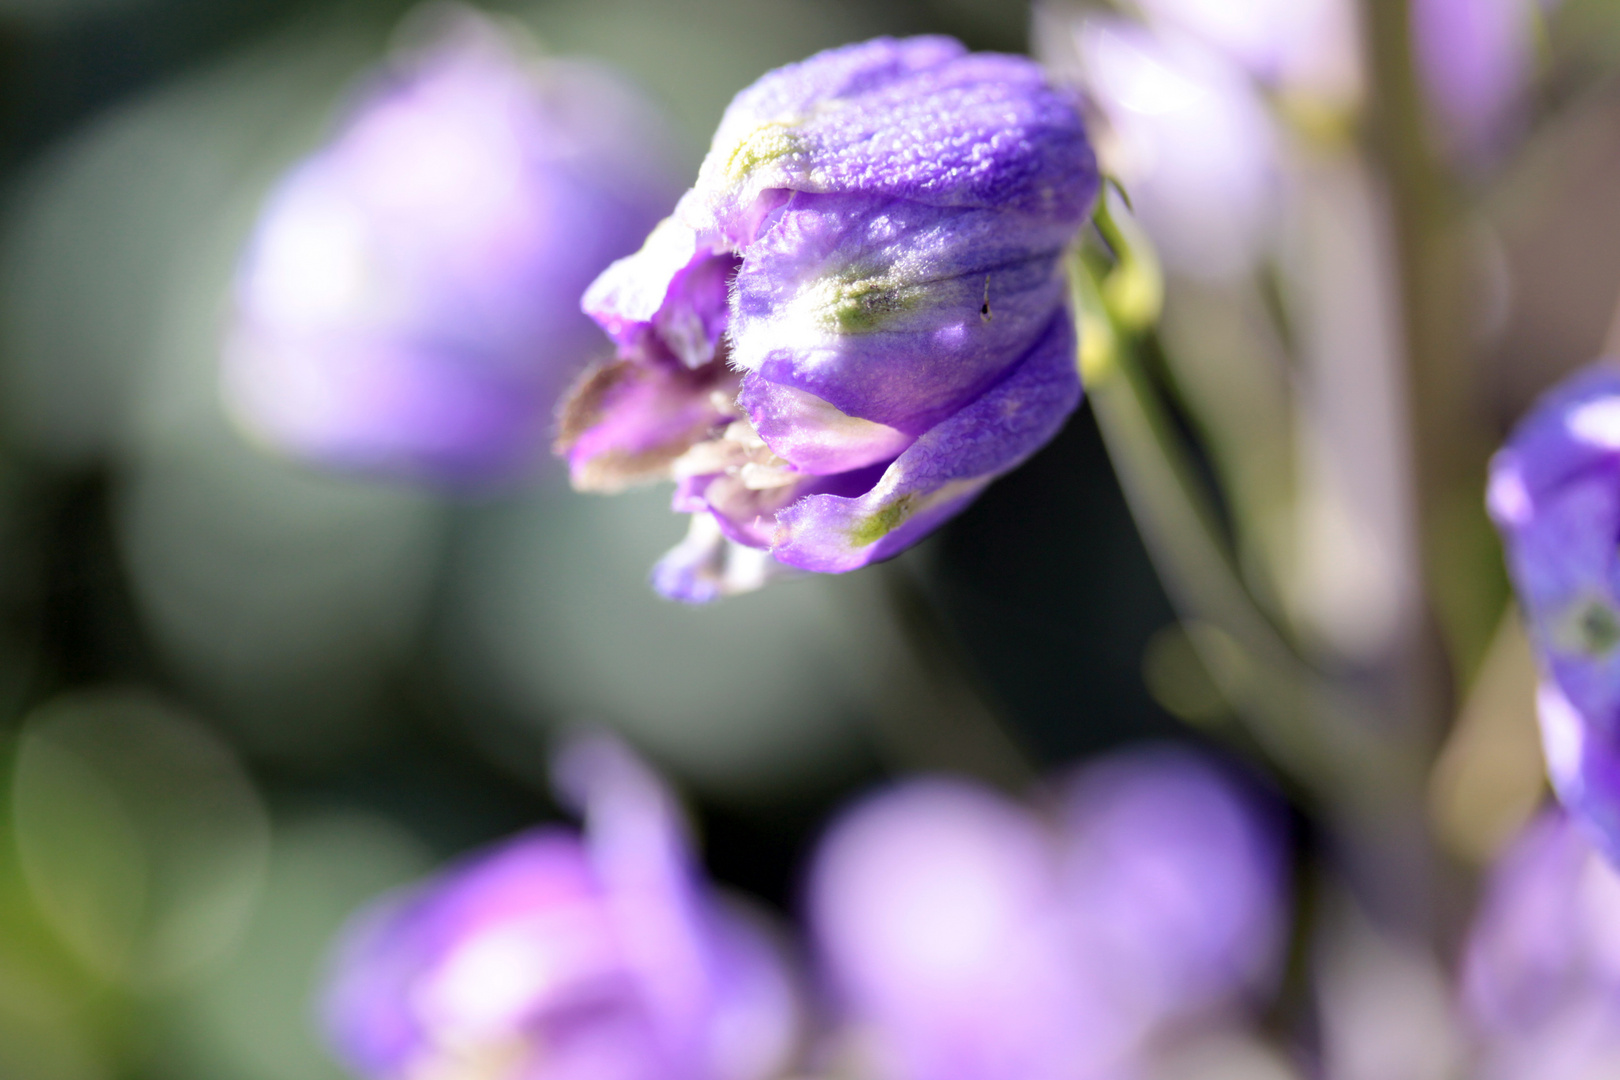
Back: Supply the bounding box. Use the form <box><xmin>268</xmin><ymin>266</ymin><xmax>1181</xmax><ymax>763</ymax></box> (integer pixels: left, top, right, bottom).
<box><xmin>1411</xmin><ymin>0</ymin><xmax>1540</xmax><ymax>165</ymax></box>
<box><xmin>224</xmin><ymin>12</ymin><xmax>676</xmax><ymax>485</ymax></box>
<box><xmin>1128</xmin><ymin>0</ymin><xmax>1359</xmax><ymax>98</ymax></box>
<box><xmin>556</xmin><ymin>36</ymin><xmax>1097</xmax><ymax>601</ymax></box>
<box><xmin>322</xmin><ymin>737</ymin><xmax>802</xmax><ymax>1080</ymax></box>
<box><xmin>1063</xmin><ymin>18</ymin><xmax>1280</xmax><ymax>281</ymax></box>
<box><xmin>1461</xmin><ymin>808</ymin><xmax>1620</xmax><ymax>1078</ymax></box>
<box><xmin>805</xmin><ymin>745</ymin><xmax>1287</xmax><ymax>1080</ymax></box>
<box><xmin>1488</xmin><ymin>364</ymin><xmax>1620</xmax><ymax>861</ymax></box>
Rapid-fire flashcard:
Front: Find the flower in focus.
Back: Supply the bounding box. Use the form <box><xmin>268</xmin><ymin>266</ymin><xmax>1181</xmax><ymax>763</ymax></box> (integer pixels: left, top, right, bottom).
<box><xmin>1488</xmin><ymin>364</ymin><xmax>1620</xmax><ymax>860</ymax></box>
<box><xmin>225</xmin><ymin>11</ymin><xmax>676</xmax><ymax>485</ymax></box>
<box><xmin>321</xmin><ymin>736</ymin><xmax>802</xmax><ymax>1080</ymax></box>
<box><xmin>805</xmin><ymin>745</ymin><xmax>1287</xmax><ymax>1080</ymax></box>
<box><xmin>557</xmin><ymin>36</ymin><xmax>1097</xmax><ymax>602</ymax></box>
<box><xmin>1461</xmin><ymin>808</ymin><xmax>1620</xmax><ymax>1078</ymax></box>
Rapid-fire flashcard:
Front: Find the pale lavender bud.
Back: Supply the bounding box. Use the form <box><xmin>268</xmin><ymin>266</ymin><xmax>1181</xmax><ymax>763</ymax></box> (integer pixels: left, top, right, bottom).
<box><xmin>1060</xmin><ymin>18</ymin><xmax>1280</xmax><ymax>281</ymax></box>
<box><xmin>225</xmin><ymin>13</ymin><xmax>676</xmax><ymax>485</ymax></box>
<box><xmin>805</xmin><ymin>745</ymin><xmax>1287</xmax><ymax>1080</ymax></box>
<box><xmin>1129</xmin><ymin>0</ymin><xmax>1359</xmax><ymax>98</ymax></box>
<box><xmin>1461</xmin><ymin>808</ymin><xmax>1620</xmax><ymax>1078</ymax></box>
<box><xmin>1412</xmin><ymin>0</ymin><xmax>1541</xmax><ymax>165</ymax></box>
<box><xmin>557</xmin><ymin>36</ymin><xmax>1096</xmax><ymax>600</ymax></box>
<box><xmin>321</xmin><ymin>737</ymin><xmax>801</xmax><ymax>1080</ymax></box>
<box><xmin>1054</xmin><ymin>746</ymin><xmax>1289</xmax><ymax>1029</ymax></box>
<box><xmin>1488</xmin><ymin>364</ymin><xmax>1620</xmax><ymax>861</ymax></box>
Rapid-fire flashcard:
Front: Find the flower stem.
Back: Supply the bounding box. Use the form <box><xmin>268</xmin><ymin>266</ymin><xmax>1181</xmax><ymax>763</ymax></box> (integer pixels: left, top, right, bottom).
<box><xmin>1073</xmin><ymin>251</ymin><xmax>1421</xmax><ymax>807</ymax></box>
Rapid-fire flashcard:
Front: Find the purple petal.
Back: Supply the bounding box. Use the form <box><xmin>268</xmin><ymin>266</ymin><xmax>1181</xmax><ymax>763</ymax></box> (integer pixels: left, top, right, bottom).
<box><xmin>582</xmin><ymin>212</ymin><xmax>741</xmax><ymax>370</ymax></box>
<box><xmin>736</xmin><ymin>376</ymin><xmax>915</xmax><ymax>475</ymax></box>
<box><xmin>1490</xmin><ymin>365</ymin><xmax>1620</xmax><ymax>738</ymax></box>
<box><xmin>649</xmin><ymin>513</ymin><xmax>784</xmax><ymax>603</ymax></box>
<box><xmin>224</xmin><ymin>330</ymin><xmax>553</xmax><ymax>484</ymax></box>
<box><xmin>693</xmin><ymin>37</ymin><xmax>1097</xmax><ymax>236</ymax></box>
<box><xmin>1538</xmin><ymin>682</ymin><xmax>1620</xmax><ymax>866</ymax></box>
<box><xmin>557</xmin><ymin>359</ymin><xmax>738</xmax><ymax>492</ymax></box>
<box><xmin>1073</xmin><ymin>20</ymin><xmax>1279</xmax><ymax>281</ymax></box>
<box><xmin>322</xmin><ymin>829</ymin><xmax>609</xmax><ymax>1079</ymax></box>
<box><xmin>808</xmin><ymin>779</ymin><xmax>1100</xmax><ymax>1080</ymax></box>
<box><xmin>772</xmin><ymin>311</ymin><xmax>1081</xmax><ymax>573</ymax></box>
<box><xmin>322</xmin><ymin>740</ymin><xmax>805</xmax><ymax>1079</ymax></box>
<box><xmin>227</xmin><ymin>19</ymin><xmax>676</xmax><ymax>484</ymax></box>
<box><xmin>731</xmin><ymin>192</ymin><xmax>1075</xmax><ymax>434</ymax></box>
<box><xmin>1460</xmin><ymin>806</ymin><xmax>1620</xmax><ymax>1075</ymax></box>
<box><xmin>1462</xmin><ymin>809</ymin><xmax>1607</xmax><ymax>1036</ymax></box>
<box><xmin>1412</xmin><ymin>0</ymin><xmax>1536</xmax><ymax>163</ymax></box>
<box><xmin>1056</xmin><ymin>746</ymin><xmax>1288</xmax><ymax>1022</ymax></box>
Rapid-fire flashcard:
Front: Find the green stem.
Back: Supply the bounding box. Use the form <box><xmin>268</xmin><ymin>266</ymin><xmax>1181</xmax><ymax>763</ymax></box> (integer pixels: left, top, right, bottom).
<box><xmin>1074</xmin><ymin>254</ymin><xmax>1418</xmax><ymax>805</ymax></box>
<box><xmin>1363</xmin><ymin>0</ymin><xmax>1501</xmax><ymax>691</ymax></box>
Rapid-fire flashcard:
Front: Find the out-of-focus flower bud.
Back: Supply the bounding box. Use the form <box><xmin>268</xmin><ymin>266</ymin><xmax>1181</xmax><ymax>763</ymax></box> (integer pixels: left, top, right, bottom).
<box><xmin>1054</xmin><ymin>747</ymin><xmax>1289</xmax><ymax>1032</ymax></box>
<box><xmin>557</xmin><ymin>36</ymin><xmax>1097</xmax><ymax>601</ymax></box>
<box><xmin>1411</xmin><ymin>0</ymin><xmax>1542</xmax><ymax>167</ymax></box>
<box><xmin>805</xmin><ymin>745</ymin><xmax>1287</xmax><ymax>1080</ymax></box>
<box><xmin>225</xmin><ymin>11</ymin><xmax>676</xmax><ymax>485</ymax></box>
<box><xmin>321</xmin><ymin>736</ymin><xmax>802</xmax><ymax>1080</ymax></box>
<box><xmin>1461</xmin><ymin>808</ymin><xmax>1620</xmax><ymax>1078</ymax></box>
<box><xmin>1488</xmin><ymin>364</ymin><xmax>1620</xmax><ymax>860</ymax></box>
<box><xmin>1052</xmin><ymin>17</ymin><xmax>1280</xmax><ymax>282</ymax></box>
<box><xmin>1130</xmin><ymin>0</ymin><xmax>1360</xmax><ymax>103</ymax></box>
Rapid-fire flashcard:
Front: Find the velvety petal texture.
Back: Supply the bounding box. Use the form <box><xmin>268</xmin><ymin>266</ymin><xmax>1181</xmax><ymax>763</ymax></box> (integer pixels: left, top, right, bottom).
<box><xmin>1489</xmin><ymin>363</ymin><xmax>1620</xmax><ymax>858</ymax></box>
<box><xmin>321</xmin><ymin>736</ymin><xmax>802</xmax><ymax>1080</ymax></box>
<box><xmin>806</xmin><ymin>745</ymin><xmax>1288</xmax><ymax>1080</ymax></box>
<box><xmin>225</xmin><ymin>13</ymin><xmax>676</xmax><ymax>485</ymax></box>
<box><xmin>559</xmin><ymin>35</ymin><xmax>1097</xmax><ymax>600</ymax></box>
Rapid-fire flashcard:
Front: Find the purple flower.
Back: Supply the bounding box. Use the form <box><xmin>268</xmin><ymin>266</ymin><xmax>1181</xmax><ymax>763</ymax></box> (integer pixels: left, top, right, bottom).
<box><xmin>1411</xmin><ymin>0</ymin><xmax>1540</xmax><ymax>165</ymax></box>
<box><xmin>1062</xmin><ymin>19</ymin><xmax>1280</xmax><ymax>281</ymax></box>
<box><xmin>224</xmin><ymin>12</ymin><xmax>675</xmax><ymax>485</ymax></box>
<box><xmin>805</xmin><ymin>745</ymin><xmax>1287</xmax><ymax>1080</ymax></box>
<box><xmin>1128</xmin><ymin>0</ymin><xmax>1359</xmax><ymax>98</ymax></box>
<box><xmin>1488</xmin><ymin>364</ymin><xmax>1620</xmax><ymax>861</ymax></box>
<box><xmin>321</xmin><ymin>737</ymin><xmax>802</xmax><ymax>1080</ymax></box>
<box><xmin>556</xmin><ymin>36</ymin><xmax>1097</xmax><ymax>601</ymax></box>
<box><xmin>1461</xmin><ymin>808</ymin><xmax>1620</xmax><ymax>1078</ymax></box>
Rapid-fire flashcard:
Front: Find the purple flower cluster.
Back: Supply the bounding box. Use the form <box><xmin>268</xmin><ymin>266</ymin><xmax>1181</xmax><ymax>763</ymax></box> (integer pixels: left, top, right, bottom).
<box><xmin>556</xmin><ymin>36</ymin><xmax>1097</xmax><ymax>601</ymax></box>
<box><xmin>1488</xmin><ymin>365</ymin><xmax>1620</xmax><ymax>861</ymax></box>
<box><xmin>1462</xmin><ymin>808</ymin><xmax>1620</xmax><ymax>1077</ymax></box>
<box><xmin>225</xmin><ymin>13</ymin><xmax>674</xmax><ymax>485</ymax></box>
<box><xmin>321</xmin><ymin>742</ymin><xmax>1288</xmax><ymax>1080</ymax></box>
<box><xmin>809</xmin><ymin>746</ymin><xmax>1288</xmax><ymax>1080</ymax></box>
<box><xmin>322</xmin><ymin>737</ymin><xmax>801</xmax><ymax>1080</ymax></box>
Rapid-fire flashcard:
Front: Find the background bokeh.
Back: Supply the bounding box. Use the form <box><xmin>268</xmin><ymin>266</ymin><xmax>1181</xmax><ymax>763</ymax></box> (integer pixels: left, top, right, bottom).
<box><xmin>0</xmin><ymin>1</ymin><xmax>1182</xmax><ymax>1076</ymax></box>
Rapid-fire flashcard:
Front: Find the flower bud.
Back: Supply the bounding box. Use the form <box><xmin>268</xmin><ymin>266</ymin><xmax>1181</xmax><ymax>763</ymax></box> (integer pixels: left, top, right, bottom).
<box><xmin>1461</xmin><ymin>809</ymin><xmax>1620</xmax><ymax>1076</ymax></box>
<box><xmin>1412</xmin><ymin>0</ymin><xmax>1542</xmax><ymax>166</ymax></box>
<box><xmin>557</xmin><ymin>36</ymin><xmax>1097</xmax><ymax>600</ymax></box>
<box><xmin>1052</xmin><ymin>16</ymin><xmax>1281</xmax><ymax>282</ymax></box>
<box><xmin>805</xmin><ymin>745</ymin><xmax>1287</xmax><ymax>1080</ymax></box>
<box><xmin>320</xmin><ymin>737</ymin><xmax>802</xmax><ymax>1080</ymax></box>
<box><xmin>225</xmin><ymin>12</ymin><xmax>676</xmax><ymax>485</ymax></box>
<box><xmin>1488</xmin><ymin>364</ymin><xmax>1620</xmax><ymax>859</ymax></box>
